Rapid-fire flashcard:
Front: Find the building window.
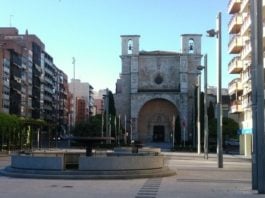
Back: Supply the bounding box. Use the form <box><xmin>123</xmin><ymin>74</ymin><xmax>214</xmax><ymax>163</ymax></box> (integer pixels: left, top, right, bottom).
<box><xmin>188</xmin><ymin>39</ymin><xmax>194</xmax><ymax>53</ymax></box>
<box><xmin>154</xmin><ymin>74</ymin><xmax>163</xmax><ymax>85</ymax></box>
<box><xmin>128</xmin><ymin>39</ymin><xmax>133</xmax><ymax>54</ymax></box>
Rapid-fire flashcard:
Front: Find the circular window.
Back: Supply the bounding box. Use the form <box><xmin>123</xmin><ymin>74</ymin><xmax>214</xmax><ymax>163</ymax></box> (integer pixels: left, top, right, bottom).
<box><xmin>154</xmin><ymin>74</ymin><xmax>163</xmax><ymax>85</ymax></box>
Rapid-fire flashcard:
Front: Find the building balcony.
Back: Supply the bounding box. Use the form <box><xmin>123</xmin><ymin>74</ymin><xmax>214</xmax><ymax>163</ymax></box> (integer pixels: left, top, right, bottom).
<box><xmin>44</xmin><ymin>76</ymin><xmax>53</xmax><ymax>85</ymax></box>
<box><xmin>228</xmin><ymin>35</ymin><xmax>243</xmax><ymax>54</ymax></box>
<box><xmin>228</xmin><ymin>14</ymin><xmax>243</xmax><ymax>34</ymax></box>
<box><xmin>21</xmin><ymin>63</ymin><xmax>27</xmax><ymax>70</ymax></box>
<box><xmin>3</xmin><ymin>66</ymin><xmax>10</xmax><ymax>74</ymax></box>
<box><xmin>21</xmin><ymin>75</ymin><xmax>27</xmax><ymax>82</ymax></box>
<box><xmin>228</xmin><ymin>78</ymin><xmax>243</xmax><ymax>95</ymax></box>
<box><xmin>44</xmin><ymin>95</ymin><xmax>53</xmax><ymax>102</ymax></box>
<box><xmin>34</xmin><ymin>64</ymin><xmax>42</xmax><ymax>73</ymax></box>
<box><xmin>228</xmin><ymin>56</ymin><xmax>243</xmax><ymax>74</ymax></box>
<box><xmin>228</xmin><ymin>0</ymin><xmax>242</xmax><ymax>14</ymax></box>
<box><xmin>242</xmin><ymin>70</ymin><xmax>251</xmax><ymax>85</ymax></box>
<box><xmin>230</xmin><ymin>100</ymin><xmax>243</xmax><ymax>113</ymax></box>
<box><xmin>240</xmin><ymin>0</ymin><xmax>249</xmax><ymax>13</ymax></box>
<box><xmin>3</xmin><ymin>80</ymin><xmax>9</xmax><ymax>87</ymax></box>
<box><xmin>12</xmin><ymin>56</ymin><xmax>22</xmax><ymax>68</ymax></box>
<box><xmin>44</xmin><ymin>104</ymin><xmax>53</xmax><ymax>111</ymax></box>
<box><xmin>44</xmin><ymin>68</ymin><xmax>54</xmax><ymax>76</ymax></box>
<box><xmin>244</xmin><ymin>82</ymin><xmax>252</xmax><ymax>96</ymax></box>
<box><xmin>241</xmin><ymin>40</ymin><xmax>251</xmax><ymax>60</ymax></box>
<box><xmin>3</xmin><ymin>93</ymin><xmax>9</xmax><ymax>100</ymax></box>
<box><xmin>241</xmin><ymin>14</ymin><xmax>251</xmax><ymax>36</ymax></box>
<box><xmin>243</xmin><ymin>60</ymin><xmax>251</xmax><ymax>70</ymax></box>
<box><xmin>44</xmin><ymin>86</ymin><xmax>54</xmax><ymax>94</ymax></box>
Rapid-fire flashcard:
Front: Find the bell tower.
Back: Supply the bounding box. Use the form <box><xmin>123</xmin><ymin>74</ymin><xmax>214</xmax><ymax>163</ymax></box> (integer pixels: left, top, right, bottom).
<box><xmin>181</xmin><ymin>34</ymin><xmax>202</xmax><ymax>54</ymax></box>
<box><xmin>121</xmin><ymin>35</ymin><xmax>140</xmax><ymax>55</ymax></box>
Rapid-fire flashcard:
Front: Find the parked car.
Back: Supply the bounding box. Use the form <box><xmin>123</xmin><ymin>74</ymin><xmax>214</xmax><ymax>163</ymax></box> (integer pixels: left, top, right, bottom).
<box><xmin>225</xmin><ymin>139</ymin><xmax>239</xmax><ymax>146</ymax></box>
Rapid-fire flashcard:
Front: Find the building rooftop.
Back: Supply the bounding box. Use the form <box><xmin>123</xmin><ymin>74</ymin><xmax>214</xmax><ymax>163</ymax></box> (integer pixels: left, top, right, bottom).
<box><xmin>139</xmin><ymin>50</ymin><xmax>180</xmax><ymax>55</ymax></box>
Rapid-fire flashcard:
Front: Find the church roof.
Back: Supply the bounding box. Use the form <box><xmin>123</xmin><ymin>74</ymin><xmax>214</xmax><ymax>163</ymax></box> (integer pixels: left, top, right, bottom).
<box><xmin>139</xmin><ymin>50</ymin><xmax>180</xmax><ymax>55</ymax></box>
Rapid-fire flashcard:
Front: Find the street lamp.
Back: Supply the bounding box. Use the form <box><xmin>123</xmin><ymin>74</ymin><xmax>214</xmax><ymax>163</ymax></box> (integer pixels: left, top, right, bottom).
<box><xmin>197</xmin><ymin>54</ymin><xmax>208</xmax><ymax>159</ymax></box>
<box><xmin>197</xmin><ymin>69</ymin><xmax>201</xmax><ymax>155</ymax></box>
<box><xmin>206</xmin><ymin>12</ymin><xmax>223</xmax><ymax>168</ymax></box>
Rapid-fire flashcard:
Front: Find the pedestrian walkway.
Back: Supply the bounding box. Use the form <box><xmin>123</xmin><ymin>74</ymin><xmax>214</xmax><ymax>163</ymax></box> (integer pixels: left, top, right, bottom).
<box><xmin>0</xmin><ymin>151</ymin><xmax>261</xmax><ymax>198</ymax></box>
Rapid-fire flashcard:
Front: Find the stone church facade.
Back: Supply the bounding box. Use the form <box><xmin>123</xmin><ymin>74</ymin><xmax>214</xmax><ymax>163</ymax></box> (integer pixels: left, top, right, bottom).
<box><xmin>114</xmin><ymin>34</ymin><xmax>202</xmax><ymax>146</ymax></box>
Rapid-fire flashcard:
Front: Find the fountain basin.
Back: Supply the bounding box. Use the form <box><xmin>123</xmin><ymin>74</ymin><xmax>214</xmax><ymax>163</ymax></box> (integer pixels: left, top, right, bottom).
<box><xmin>1</xmin><ymin>148</ymin><xmax>175</xmax><ymax>179</ymax></box>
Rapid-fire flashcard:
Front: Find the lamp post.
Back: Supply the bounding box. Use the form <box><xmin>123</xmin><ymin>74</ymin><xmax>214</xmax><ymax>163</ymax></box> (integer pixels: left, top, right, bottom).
<box><xmin>197</xmin><ymin>54</ymin><xmax>208</xmax><ymax>159</ymax></box>
<box><xmin>105</xmin><ymin>88</ymin><xmax>110</xmax><ymax>144</ymax></box>
<box><xmin>197</xmin><ymin>71</ymin><xmax>201</xmax><ymax>155</ymax></box>
<box><xmin>101</xmin><ymin>95</ymin><xmax>105</xmax><ymax>137</ymax></box>
<box><xmin>250</xmin><ymin>0</ymin><xmax>265</xmax><ymax>193</ymax></box>
<box><xmin>207</xmin><ymin>12</ymin><xmax>223</xmax><ymax>168</ymax></box>
<box><xmin>72</xmin><ymin>57</ymin><xmax>76</xmax><ymax>127</ymax></box>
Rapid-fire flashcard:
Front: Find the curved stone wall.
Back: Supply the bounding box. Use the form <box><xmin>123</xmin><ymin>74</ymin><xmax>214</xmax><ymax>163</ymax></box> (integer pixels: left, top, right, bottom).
<box><xmin>79</xmin><ymin>155</ymin><xmax>164</xmax><ymax>171</ymax></box>
<box><xmin>10</xmin><ymin>153</ymin><xmax>164</xmax><ymax>171</ymax></box>
<box><xmin>11</xmin><ymin>155</ymin><xmax>63</xmax><ymax>170</ymax></box>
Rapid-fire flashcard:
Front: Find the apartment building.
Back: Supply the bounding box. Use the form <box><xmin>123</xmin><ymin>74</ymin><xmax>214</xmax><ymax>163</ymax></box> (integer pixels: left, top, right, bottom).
<box><xmin>41</xmin><ymin>52</ymin><xmax>56</xmax><ymax>122</ymax></box>
<box><xmin>55</xmin><ymin>69</ymin><xmax>69</xmax><ymax>134</ymax></box>
<box><xmin>227</xmin><ymin>0</ymin><xmax>263</xmax><ymax>156</ymax></box>
<box><xmin>93</xmin><ymin>89</ymin><xmax>107</xmax><ymax>115</ymax></box>
<box><xmin>68</xmin><ymin>79</ymin><xmax>94</xmax><ymax>126</ymax></box>
<box><xmin>0</xmin><ymin>28</ymin><xmax>40</xmax><ymax>117</ymax></box>
<box><xmin>0</xmin><ymin>27</ymin><xmax>69</xmax><ymax>134</ymax></box>
<box><xmin>207</xmin><ymin>86</ymin><xmax>231</xmax><ymax>119</ymax></box>
<box><xmin>76</xmin><ymin>97</ymin><xmax>87</xmax><ymax>123</ymax></box>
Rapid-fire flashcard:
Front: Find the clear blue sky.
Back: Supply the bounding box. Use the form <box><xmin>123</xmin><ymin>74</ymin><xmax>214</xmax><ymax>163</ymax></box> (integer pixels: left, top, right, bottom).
<box><xmin>0</xmin><ymin>0</ymin><xmax>233</xmax><ymax>92</ymax></box>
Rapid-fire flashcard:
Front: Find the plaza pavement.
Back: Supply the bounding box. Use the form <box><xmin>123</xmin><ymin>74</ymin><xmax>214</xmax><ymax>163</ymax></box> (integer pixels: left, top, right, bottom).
<box><xmin>0</xmin><ymin>151</ymin><xmax>263</xmax><ymax>198</ymax></box>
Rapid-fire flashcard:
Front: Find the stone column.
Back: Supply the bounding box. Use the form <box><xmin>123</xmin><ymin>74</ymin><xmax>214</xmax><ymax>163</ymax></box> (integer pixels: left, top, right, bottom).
<box><xmin>179</xmin><ymin>56</ymin><xmax>189</xmax><ymax>142</ymax></box>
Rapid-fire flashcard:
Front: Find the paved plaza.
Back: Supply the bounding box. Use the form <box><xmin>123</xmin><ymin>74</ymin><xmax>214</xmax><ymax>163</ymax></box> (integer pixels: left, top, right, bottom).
<box><xmin>0</xmin><ymin>152</ymin><xmax>263</xmax><ymax>198</ymax></box>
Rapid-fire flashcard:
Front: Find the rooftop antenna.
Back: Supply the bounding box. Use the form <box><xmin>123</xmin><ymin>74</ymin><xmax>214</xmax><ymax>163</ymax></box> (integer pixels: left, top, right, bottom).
<box><xmin>9</xmin><ymin>15</ymin><xmax>13</xmax><ymax>27</ymax></box>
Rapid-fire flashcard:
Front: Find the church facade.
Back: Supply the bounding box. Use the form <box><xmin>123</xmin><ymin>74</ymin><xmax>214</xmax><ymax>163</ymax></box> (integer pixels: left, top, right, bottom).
<box><xmin>114</xmin><ymin>34</ymin><xmax>202</xmax><ymax>146</ymax></box>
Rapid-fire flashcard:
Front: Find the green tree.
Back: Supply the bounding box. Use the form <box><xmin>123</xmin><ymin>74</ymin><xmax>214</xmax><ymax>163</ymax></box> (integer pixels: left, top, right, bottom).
<box><xmin>103</xmin><ymin>90</ymin><xmax>117</xmax><ymax>137</ymax></box>
<box><xmin>208</xmin><ymin>117</ymin><xmax>239</xmax><ymax>143</ymax></box>
<box><xmin>222</xmin><ymin>117</ymin><xmax>239</xmax><ymax>140</ymax></box>
<box><xmin>108</xmin><ymin>90</ymin><xmax>116</xmax><ymax>117</ymax></box>
<box><xmin>207</xmin><ymin>101</ymin><xmax>215</xmax><ymax>121</ymax></box>
<box><xmin>0</xmin><ymin>113</ymin><xmax>48</xmax><ymax>150</ymax></box>
<box><xmin>71</xmin><ymin>115</ymin><xmax>102</xmax><ymax>137</ymax></box>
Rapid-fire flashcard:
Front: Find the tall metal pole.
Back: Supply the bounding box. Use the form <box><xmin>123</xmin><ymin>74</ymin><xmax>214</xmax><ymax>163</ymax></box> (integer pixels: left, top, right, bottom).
<box><xmin>130</xmin><ymin>118</ymin><xmax>133</xmax><ymax>143</ymax></box>
<box><xmin>251</xmin><ymin>0</ymin><xmax>265</xmax><ymax>193</ymax></box>
<box><xmin>216</xmin><ymin>12</ymin><xmax>223</xmax><ymax>168</ymax></box>
<box><xmin>72</xmin><ymin>57</ymin><xmax>76</xmax><ymax>127</ymax></box>
<box><xmin>101</xmin><ymin>100</ymin><xmax>104</xmax><ymax>137</ymax></box>
<box><xmin>118</xmin><ymin>115</ymin><xmax>120</xmax><ymax>145</ymax></box>
<box><xmin>197</xmin><ymin>74</ymin><xmax>201</xmax><ymax>154</ymax></box>
<box><xmin>114</xmin><ymin>116</ymin><xmax>117</xmax><ymax>144</ymax></box>
<box><xmin>172</xmin><ymin>115</ymin><xmax>175</xmax><ymax>149</ymax></box>
<box><xmin>124</xmin><ymin>114</ymin><xmax>127</xmax><ymax>144</ymax></box>
<box><xmin>105</xmin><ymin>89</ymin><xmax>109</xmax><ymax>143</ymax></box>
<box><xmin>203</xmin><ymin>54</ymin><xmax>209</xmax><ymax>159</ymax></box>
<box><xmin>250</xmin><ymin>0</ymin><xmax>257</xmax><ymax>189</ymax></box>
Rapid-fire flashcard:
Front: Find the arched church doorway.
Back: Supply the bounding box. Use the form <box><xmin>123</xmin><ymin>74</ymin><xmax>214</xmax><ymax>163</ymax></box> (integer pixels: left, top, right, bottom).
<box><xmin>138</xmin><ymin>99</ymin><xmax>179</xmax><ymax>145</ymax></box>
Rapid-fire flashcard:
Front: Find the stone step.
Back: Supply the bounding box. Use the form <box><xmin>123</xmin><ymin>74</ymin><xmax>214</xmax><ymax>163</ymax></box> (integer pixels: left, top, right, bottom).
<box><xmin>1</xmin><ymin>166</ymin><xmax>175</xmax><ymax>179</ymax></box>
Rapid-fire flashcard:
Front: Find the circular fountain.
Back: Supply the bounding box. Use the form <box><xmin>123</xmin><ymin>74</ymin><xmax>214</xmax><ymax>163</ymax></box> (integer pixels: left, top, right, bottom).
<box><xmin>1</xmin><ymin>137</ymin><xmax>175</xmax><ymax>179</ymax></box>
